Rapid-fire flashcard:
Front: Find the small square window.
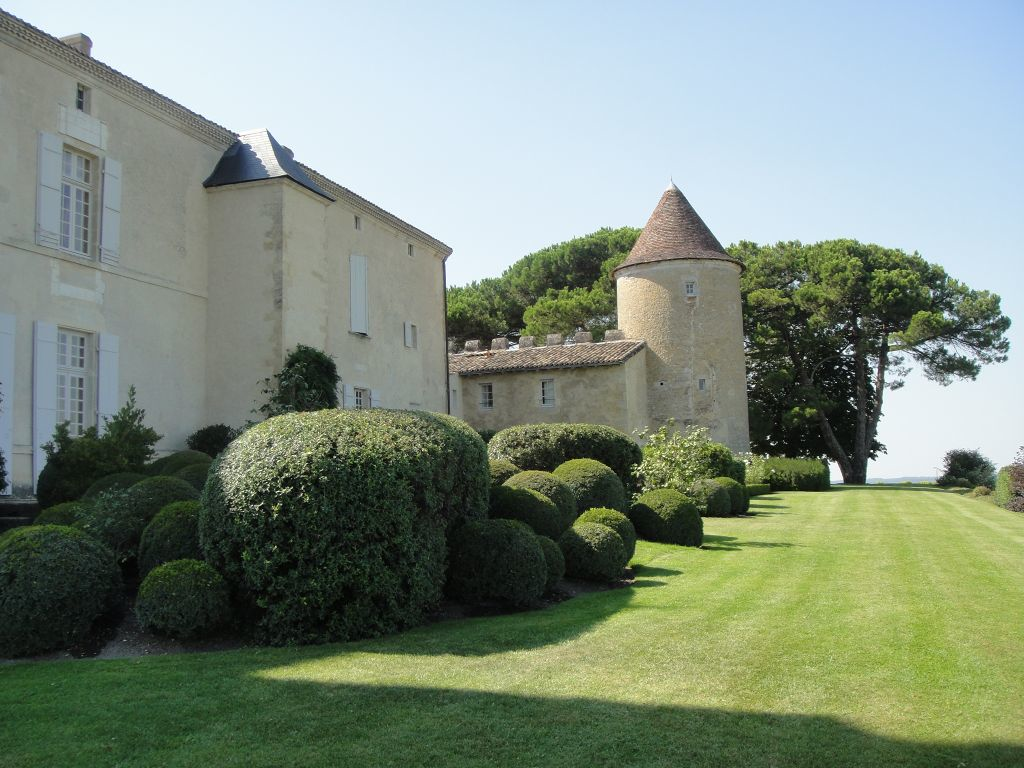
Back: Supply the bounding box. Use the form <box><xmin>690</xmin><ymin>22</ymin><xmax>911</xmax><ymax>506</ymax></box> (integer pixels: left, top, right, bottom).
<box><xmin>685</xmin><ymin>281</ymin><xmax>697</xmax><ymax>296</ymax></box>
<box><xmin>541</xmin><ymin>379</ymin><xmax>556</xmax><ymax>407</ymax></box>
<box><xmin>76</xmin><ymin>83</ymin><xmax>91</xmax><ymax>113</ymax></box>
<box><xmin>407</xmin><ymin>243</ymin><xmax>414</xmax><ymax>257</ymax></box>
<box><xmin>354</xmin><ymin>214</ymin><xmax>361</xmax><ymax>231</ymax></box>
<box><xmin>479</xmin><ymin>383</ymin><xmax>494</xmax><ymax>410</ymax></box>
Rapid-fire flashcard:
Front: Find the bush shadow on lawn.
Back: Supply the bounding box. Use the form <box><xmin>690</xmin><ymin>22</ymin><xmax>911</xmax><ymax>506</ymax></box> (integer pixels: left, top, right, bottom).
<box><xmin>701</xmin><ymin>534</ymin><xmax>795</xmax><ymax>552</ymax></box>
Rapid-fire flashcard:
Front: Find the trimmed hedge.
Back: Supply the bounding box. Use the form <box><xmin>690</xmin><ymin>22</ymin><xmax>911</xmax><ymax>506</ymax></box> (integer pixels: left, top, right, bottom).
<box><xmin>82</xmin><ymin>472</ymin><xmax>146</xmax><ymax>500</ymax></box>
<box><xmin>199</xmin><ymin>409</ymin><xmax>489</xmax><ymax>646</ymax></box>
<box><xmin>553</xmin><ymin>458</ymin><xmax>627</xmax><ymax>513</ymax></box>
<box><xmin>135</xmin><ymin>559</ymin><xmax>231</xmax><ymax>640</ymax></box>
<box><xmin>713</xmin><ymin>476</ymin><xmax>748</xmax><ymax>514</ymax></box>
<box><xmin>559</xmin><ymin>522</ymin><xmax>627</xmax><ymax>583</ymax></box>
<box><xmin>535</xmin><ymin>535</ymin><xmax>565</xmax><ymax>593</ymax></box>
<box><xmin>994</xmin><ymin>467</ymin><xmax>1012</xmax><ymax>506</ymax></box>
<box><xmin>489</xmin><ymin>423</ymin><xmax>642</xmax><ymax>492</ymax></box>
<box><xmin>575</xmin><ymin>507</ymin><xmax>636</xmax><ymax>560</ymax></box>
<box><xmin>689</xmin><ymin>479</ymin><xmax>732</xmax><ymax>517</ymax></box>
<box><xmin>504</xmin><ymin>470</ymin><xmax>577</xmax><ymax>530</ymax></box>
<box><xmin>186</xmin><ymin>424</ymin><xmax>237</xmax><ymax>458</ymax></box>
<box><xmin>489</xmin><ymin>458</ymin><xmax>521</xmax><ymax>488</ymax></box>
<box><xmin>628</xmin><ymin>489</ymin><xmax>702</xmax><ymax>547</ymax></box>
<box><xmin>746</xmin><ymin>483</ymin><xmax>772</xmax><ymax>498</ymax></box>
<box><xmin>489</xmin><ymin>485</ymin><xmax>567</xmax><ymax>540</ymax></box>
<box><xmin>446</xmin><ymin>519</ymin><xmax>547</xmax><ymax>606</ymax></box>
<box><xmin>748</xmin><ymin>457</ymin><xmax>830</xmax><ymax>491</ymax></box>
<box><xmin>138</xmin><ymin>501</ymin><xmax>203</xmax><ymax>577</ymax></box>
<box><xmin>0</xmin><ymin>525</ymin><xmax>121</xmax><ymax>657</ymax></box>
<box><xmin>147</xmin><ymin>450</ymin><xmax>212</xmax><ymax>477</ymax></box>
<box><xmin>174</xmin><ymin>462</ymin><xmax>211</xmax><ymax>492</ymax></box>
<box><xmin>34</xmin><ymin>501</ymin><xmax>89</xmax><ymax>526</ymax></box>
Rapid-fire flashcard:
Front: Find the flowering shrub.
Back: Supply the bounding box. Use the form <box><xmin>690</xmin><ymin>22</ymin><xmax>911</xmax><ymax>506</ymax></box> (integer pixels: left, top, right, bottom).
<box><xmin>633</xmin><ymin>423</ymin><xmax>736</xmax><ymax>495</ymax></box>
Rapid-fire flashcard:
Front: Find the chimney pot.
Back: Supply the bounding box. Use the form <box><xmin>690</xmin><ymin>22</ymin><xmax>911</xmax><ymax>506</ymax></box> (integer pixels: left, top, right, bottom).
<box><xmin>59</xmin><ymin>33</ymin><xmax>93</xmax><ymax>57</ymax></box>
<box><xmin>464</xmin><ymin>340</ymin><xmax>481</xmax><ymax>352</ymax></box>
<box><xmin>518</xmin><ymin>336</ymin><xmax>535</xmax><ymax>349</ymax></box>
<box><xmin>490</xmin><ymin>337</ymin><xmax>508</xmax><ymax>351</ymax></box>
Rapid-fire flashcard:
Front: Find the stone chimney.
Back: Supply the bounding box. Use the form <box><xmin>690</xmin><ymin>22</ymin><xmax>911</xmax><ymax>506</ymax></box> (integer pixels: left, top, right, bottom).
<box><xmin>604</xmin><ymin>329</ymin><xmax>626</xmax><ymax>341</ymax></box>
<box><xmin>464</xmin><ymin>339</ymin><xmax>481</xmax><ymax>352</ymax></box>
<box><xmin>490</xmin><ymin>337</ymin><xmax>508</xmax><ymax>351</ymax></box>
<box><xmin>573</xmin><ymin>331</ymin><xmax>593</xmax><ymax>344</ymax></box>
<box><xmin>545</xmin><ymin>333</ymin><xmax>563</xmax><ymax>346</ymax></box>
<box><xmin>60</xmin><ymin>33</ymin><xmax>93</xmax><ymax>57</ymax></box>
<box><xmin>518</xmin><ymin>336</ymin><xmax>535</xmax><ymax>349</ymax></box>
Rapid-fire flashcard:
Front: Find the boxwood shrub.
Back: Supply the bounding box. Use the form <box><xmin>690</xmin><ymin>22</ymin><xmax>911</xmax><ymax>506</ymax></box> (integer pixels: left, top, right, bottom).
<box><xmin>446</xmin><ymin>519</ymin><xmax>546</xmax><ymax>606</ymax></box>
<box><xmin>147</xmin><ymin>450</ymin><xmax>212</xmax><ymax>477</ymax></box>
<box><xmin>489</xmin><ymin>458</ymin><xmax>521</xmax><ymax>488</ymax></box>
<box><xmin>174</xmin><ymin>462</ymin><xmax>211</xmax><ymax>492</ymax></box>
<box><xmin>138</xmin><ymin>501</ymin><xmax>203</xmax><ymax>577</ymax></box>
<box><xmin>135</xmin><ymin>559</ymin><xmax>231</xmax><ymax>640</ymax></box>
<box><xmin>199</xmin><ymin>409</ymin><xmax>488</xmax><ymax>646</ymax></box>
<box><xmin>628</xmin><ymin>489</ymin><xmax>702</xmax><ymax>546</ymax></box>
<box><xmin>535</xmin><ymin>535</ymin><xmax>565</xmax><ymax>593</ymax></box>
<box><xmin>575</xmin><ymin>507</ymin><xmax>636</xmax><ymax>560</ymax></box>
<box><xmin>713</xmin><ymin>476</ymin><xmax>748</xmax><ymax>514</ymax></box>
<box><xmin>504</xmin><ymin>470</ymin><xmax>577</xmax><ymax>529</ymax></box>
<box><xmin>553</xmin><ymin>458</ymin><xmax>626</xmax><ymax>513</ymax></box>
<box><xmin>559</xmin><ymin>522</ymin><xmax>627</xmax><ymax>583</ymax></box>
<box><xmin>82</xmin><ymin>472</ymin><xmax>146</xmax><ymax>500</ymax></box>
<box><xmin>0</xmin><ymin>525</ymin><xmax>121</xmax><ymax>657</ymax></box>
<box><xmin>490</xmin><ymin>485</ymin><xmax>567</xmax><ymax>540</ymax></box>
<box><xmin>488</xmin><ymin>423</ymin><xmax>642</xmax><ymax>492</ymax></box>
<box><xmin>689</xmin><ymin>479</ymin><xmax>733</xmax><ymax>517</ymax></box>
<box><xmin>746</xmin><ymin>483</ymin><xmax>772</xmax><ymax>498</ymax></box>
<box><xmin>34</xmin><ymin>500</ymin><xmax>89</xmax><ymax>526</ymax></box>
<box><xmin>186</xmin><ymin>424</ymin><xmax>238</xmax><ymax>458</ymax></box>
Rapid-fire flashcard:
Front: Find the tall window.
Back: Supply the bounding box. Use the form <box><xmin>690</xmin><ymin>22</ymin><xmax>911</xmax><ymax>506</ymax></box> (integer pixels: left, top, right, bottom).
<box><xmin>61</xmin><ymin>148</ymin><xmax>93</xmax><ymax>256</ymax></box>
<box><xmin>75</xmin><ymin>83</ymin><xmax>91</xmax><ymax>113</ymax></box>
<box><xmin>541</xmin><ymin>378</ymin><xmax>556</xmax><ymax>407</ymax></box>
<box><xmin>57</xmin><ymin>329</ymin><xmax>94</xmax><ymax>436</ymax></box>
<box><xmin>479</xmin><ymin>383</ymin><xmax>493</xmax><ymax>410</ymax></box>
<box><xmin>353</xmin><ymin>387</ymin><xmax>371</xmax><ymax>409</ymax></box>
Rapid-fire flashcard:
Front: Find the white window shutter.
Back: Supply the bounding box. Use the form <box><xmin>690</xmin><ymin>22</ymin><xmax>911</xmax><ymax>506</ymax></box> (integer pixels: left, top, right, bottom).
<box><xmin>0</xmin><ymin>313</ymin><xmax>14</xmax><ymax>495</ymax></box>
<box><xmin>349</xmin><ymin>254</ymin><xmax>368</xmax><ymax>334</ymax></box>
<box><xmin>342</xmin><ymin>383</ymin><xmax>355</xmax><ymax>409</ymax></box>
<box><xmin>33</xmin><ymin>321</ymin><xmax>59</xmax><ymax>490</ymax></box>
<box><xmin>96</xmin><ymin>333</ymin><xmax>119</xmax><ymax>429</ymax></box>
<box><xmin>404</xmin><ymin>321</ymin><xmax>412</xmax><ymax>347</ymax></box>
<box><xmin>100</xmin><ymin>158</ymin><xmax>122</xmax><ymax>265</ymax></box>
<box><xmin>36</xmin><ymin>133</ymin><xmax>62</xmax><ymax>248</ymax></box>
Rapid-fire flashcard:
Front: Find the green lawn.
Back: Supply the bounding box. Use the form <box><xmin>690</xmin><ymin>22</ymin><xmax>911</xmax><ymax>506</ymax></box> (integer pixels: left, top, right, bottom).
<box><xmin>2</xmin><ymin>487</ymin><xmax>1022</xmax><ymax>767</ymax></box>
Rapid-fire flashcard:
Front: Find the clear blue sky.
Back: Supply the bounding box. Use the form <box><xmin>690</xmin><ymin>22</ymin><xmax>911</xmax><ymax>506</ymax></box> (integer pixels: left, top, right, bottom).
<box><xmin>9</xmin><ymin>0</ymin><xmax>1022</xmax><ymax>479</ymax></box>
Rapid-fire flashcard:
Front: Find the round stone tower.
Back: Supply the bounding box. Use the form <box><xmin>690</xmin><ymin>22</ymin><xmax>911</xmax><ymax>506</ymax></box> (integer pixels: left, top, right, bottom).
<box><xmin>614</xmin><ymin>183</ymin><xmax>750</xmax><ymax>453</ymax></box>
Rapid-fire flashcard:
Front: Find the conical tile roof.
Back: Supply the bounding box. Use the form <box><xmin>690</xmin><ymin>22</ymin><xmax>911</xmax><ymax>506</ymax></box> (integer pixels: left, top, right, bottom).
<box><xmin>614</xmin><ymin>183</ymin><xmax>741</xmax><ymax>275</ymax></box>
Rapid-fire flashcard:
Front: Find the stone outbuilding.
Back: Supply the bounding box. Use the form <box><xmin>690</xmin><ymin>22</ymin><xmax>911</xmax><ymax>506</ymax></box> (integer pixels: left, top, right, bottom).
<box><xmin>449</xmin><ymin>183</ymin><xmax>750</xmax><ymax>453</ymax></box>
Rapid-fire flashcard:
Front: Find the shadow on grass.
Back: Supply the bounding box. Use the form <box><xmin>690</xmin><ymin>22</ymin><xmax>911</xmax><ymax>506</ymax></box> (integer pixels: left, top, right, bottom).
<box><xmin>833</xmin><ymin>484</ymin><xmax>940</xmax><ymax>493</ymax></box>
<box><xmin>702</xmin><ymin>534</ymin><xmax>795</xmax><ymax>552</ymax></box>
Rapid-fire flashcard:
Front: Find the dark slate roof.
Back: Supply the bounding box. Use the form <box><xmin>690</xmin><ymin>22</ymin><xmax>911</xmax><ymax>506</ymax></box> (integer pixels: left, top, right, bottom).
<box><xmin>613</xmin><ymin>182</ymin><xmax>742</xmax><ymax>275</ymax></box>
<box><xmin>449</xmin><ymin>339</ymin><xmax>646</xmax><ymax>376</ymax></box>
<box><xmin>203</xmin><ymin>129</ymin><xmax>334</xmax><ymax>200</ymax></box>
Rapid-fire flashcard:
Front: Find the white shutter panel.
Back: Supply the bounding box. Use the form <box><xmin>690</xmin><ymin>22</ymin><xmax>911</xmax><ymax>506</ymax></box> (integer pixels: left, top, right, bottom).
<box><xmin>404</xmin><ymin>321</ymin><xmax>413</xmax><ymax>347</ymax></box>
<box><xmin>33</xmin><ymin>321</ymin><xmax>59</xmax><ymax>490</ymax></box>
<box><xmin>349</xmin><ymin>254</ymin><xmax>368</xmax><ymax>334</ymax></box>
<box><xmin>0</xmin><ymin>314</ymin><xmax>14</xmax><ymax>495</ymax></box>
<box><xmin>100</xmin><ymin>158</ymin><xmax>122</xmax><ymax>265</ymax></box>
<box><xmin>342</xmin><ymin>383</ymin><xmax>355</xmax><ymax>409</ymax></box>
<box><xmin>96</xmin><ymin>333</ymin><xmax>119</xmax><ymax>429</ymax></box>
<box><xmin>36</xmin><ymin>133</ymin><xmax>62</xmax><ymax>248</ymax></box>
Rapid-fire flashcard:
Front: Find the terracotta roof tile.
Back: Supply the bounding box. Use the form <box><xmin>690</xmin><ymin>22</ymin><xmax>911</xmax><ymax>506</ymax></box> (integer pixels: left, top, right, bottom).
<box><xmin>449</xmin><ymin>339</ymin><xmax>645</xmax><ymax>376</ymax></box>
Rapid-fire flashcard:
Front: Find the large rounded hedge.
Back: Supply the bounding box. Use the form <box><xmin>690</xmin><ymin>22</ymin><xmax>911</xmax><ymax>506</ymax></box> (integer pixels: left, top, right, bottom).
<box><xmin>199</xmin><ymin>409</ymin><xmax>489</xmax><ymax>646</ymax></box>
<box><xmin>0</xmin><ymin>525</ymin><xmax>121</xmax><ymax>657</ymax></box>
<box><xmin>34</xmin><ymin>500</ymin><xmax>89</xmax><ymax>526</ymax></box>
<box><xmin>174</xmin><ymin>462</ymin><xmax>211</xmax><ymax>492</ymax></box>
<box><xmin>575</xmin><ymin>507</ymin><xmax>636</xmax><ymax>560</ymax></box>
<box><xmin>535</xmin><ymin>535</ymin><xmax>565</xmax><ymax>593</ymax></box>
<box><xmin>504</xmin><ymin>470</ymin><xmax>577</xmax><ymax>530</ymax></box>
<box><xmin>489</xmin><ymin>458</ymin><xmax>521</xmax><ymax>488</ymax></box>
<box><xmin>713</xmin><ymin>476</ymin><xmax>748</xmax><ymax>515</ymax></box>
<box><xmin>138</xmin><ymin>501</ymin><xmax>203</xmax><ymax>577</ymax></box>
<box><xmin>689</xmin><ymin>479</ymin><xmax>733</xmax><ymax>517</ymax></box>
<box><xmin>82</xmin><ymin>472</ymin><xmax>146</xmax><ymax>500</ymax></box>
<box><xmin>488</xmin><ymin>423</ymin><xmax>642</xmax><ymax>492</ymax></box>
<box><xmin>489</xmin><ymin>485</ymin><xmax>566</xmax><ymax>540</ymax></box>
<box><xmin>446</xmin><ymin>519</ymin><xmax>547</xmax><ymax>605</ymax></box>
<box><xmin>559</xmin><ymin>522</ymin><xmax>627</xmax><ymax>583</ymax></box>
<box><xmin>146</xmin><ymin>450</ymin><xmax>212</xmax><ymax>476</ymax></box>
<box><xmin>629</xmin><ymin>489</ymin><xmax>702</xmax><ymax>546</ymax></box>
<box><xmin>552</xmin><ymin>458</ymin><xmax>627</xmax><ymax>513</ymax></box>
<box><xmin>135</xmin><ymin>559</ymin><xmax>231</xmax><ymax>640</ymax></box>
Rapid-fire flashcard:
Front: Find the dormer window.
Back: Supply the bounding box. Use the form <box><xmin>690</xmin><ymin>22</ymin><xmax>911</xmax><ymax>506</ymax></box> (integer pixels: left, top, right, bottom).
<box><xmin>75</xmin><ymin>83</ymin><xmax>91</xmax><ymax>113</ymax></box>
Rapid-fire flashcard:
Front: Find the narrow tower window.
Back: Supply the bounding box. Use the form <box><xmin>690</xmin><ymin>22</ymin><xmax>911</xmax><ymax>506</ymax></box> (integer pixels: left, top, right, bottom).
<box><xmin>76</xmin><ymin>84</ymin><xmax>91</xmax><ymax>113</ymax></box>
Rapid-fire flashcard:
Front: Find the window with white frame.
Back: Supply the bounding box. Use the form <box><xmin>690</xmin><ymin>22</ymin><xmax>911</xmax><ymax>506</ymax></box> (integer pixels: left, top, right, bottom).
<box><xmin>479</xmin><ymin>382</ymin><xmax>493</xmax><ymax>410</ymax></box>
<box><xmin>684</xmin><ymin>280</ymin><xmax>697</xmax><ymax>297</ymax></box>
<box><xmin>76</xmin><ymin>83</ymin><xmax>91</xmax><ymax>113</ymax></box>
<box><xmin>57</xmin><ymin>328</ymin><xmax>94</xmax><ymax>436</ymax></box>
<box><xmin>541</xmin><ymin>378</ymin><xmax>555</xmax><ymax>407</ymax></box>
<box><xmin>353</xmin><ymin>387</ymin><xmax>371</xmax><ymax>409</ymax></box>
<box><xmin>61</xmin><ymin>148</ymin><xmax>94</xmax><ymax>256</ymax></box>
<box><xmin>698</xmin><ymin>378</ymin><xmax>708</xmax><ymax>392</ymax></box>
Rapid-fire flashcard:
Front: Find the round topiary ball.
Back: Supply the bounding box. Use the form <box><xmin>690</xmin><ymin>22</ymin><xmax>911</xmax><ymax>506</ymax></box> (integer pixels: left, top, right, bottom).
<box><xmin>689</xmin><ymin>479</ymin><xmax>733</xmax><ymax>517</ymax></box>
<box><xmin>489</xmin><ymin>485</ymin><xmax>565</xmax><ymax>540</ymax></box>
<box><xmin>199</xmin><ymin>409</ymin><xmax>488</xmax><ymax>646</ymax></box>
<box><xmin>575</xmin><ymin>507</ymin><xmax>636</xmax><ymax>560</ymax></box>
<box><xmin>0</xmin><ymin>525</ymin><xmax>121</xmax><ymax>657</ymax></box>
<box><xmin>146</xmin><ymin>450</ymin><xmax>213</xmax><ymax>476</ymax></box>
<box><xmin>629</xmin><ymin>489</ymin><xmax>703</xmax><ymax>547</ymax></box>
<box><xmin>174</xmin><ymin>462</ymin><xmax>211</xmax><ymax>492</ymax></box>
<box><xmin>489</xmin><ymin>458</ymin><xmax>521</xmax><ymax>488</ymax></box>
<box><xmin>552</xmin><ymin>459</ymin><xmax>626</xmax><ymax>513</ymax></box>
<box><xmin>135</xmin><ymin>559</ymin><xmax>231</xmax><ymax>640</ymax></box>
<box><xmin>504</xmin><ymin>470</ymin><xmax>577</xmax><ymax>532</ymax></box>
<box><xmin>82</xmin><ymin>472</ymin><xmax>147</xmax><ymax>500</ymax></box>
<box><xmin>713</xmin><ymin>476</ymin><xmax>748</xmax><ymax>515</ymax></box>
<box><xmin>138</xmin><ymin>501</ymin><xmax>203</xmax><ymax>577</ymax></box>
<box><xmin>535</xmin><ymin>535</ymin><xmax>565</xmax><ymax>593</ymax></box>
<box><xmin>34</xmin><ymin>500</ymin><xmax>90</xmax><ymax>526</ymax></box>
<box><xmin>446</xmin><ymin>519</ymin><xmax>547</xmax><ymax>605</ymax></box>
<box><xmin>558</xmin><ymin>522</ymin><xmax>627</xmax><ymax>583</ymax></box>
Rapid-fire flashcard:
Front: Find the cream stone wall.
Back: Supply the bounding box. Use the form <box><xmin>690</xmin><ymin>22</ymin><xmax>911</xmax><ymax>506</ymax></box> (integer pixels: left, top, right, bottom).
<box><xmin>617</xmin><ymin>260</ymin><xmax>750</xmax><ymax>453</ymax></box>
